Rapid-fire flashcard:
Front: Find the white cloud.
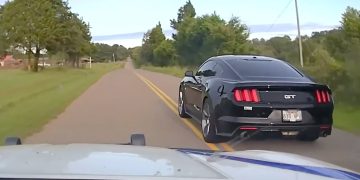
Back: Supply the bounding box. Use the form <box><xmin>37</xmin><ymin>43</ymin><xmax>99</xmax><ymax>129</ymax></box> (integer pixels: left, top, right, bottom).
<box><xmin>249</xmin><ymin>28</ymin><xmax>334</xmax><ymax>40</ymax></box>
<box><xmin>93</xmin><ymin>27</ymin><xmax>334</xmax><ymax>48</ymax></box>
<box><xmin>94</xmin><ymin>38</ymin><xmax>143</xmax><ymax>48</ymax></box>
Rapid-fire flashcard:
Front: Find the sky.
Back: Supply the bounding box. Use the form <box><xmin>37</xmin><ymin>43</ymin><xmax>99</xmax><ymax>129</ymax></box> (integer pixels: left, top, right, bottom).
<box><xmin>1</xmin><ymin>0</ymin><xmax>360</xmax><ymax>47</ymax></box>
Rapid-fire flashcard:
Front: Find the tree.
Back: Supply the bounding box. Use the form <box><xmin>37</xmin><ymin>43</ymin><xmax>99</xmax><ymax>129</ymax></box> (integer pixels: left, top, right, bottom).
<box><xmin>266</xmin><ymin>36</ymin><xmax>296</xmax><ymax>61</ymax></box>
<box><xmin>248</xmin><ymin>6</ymin><xmax>360</xmax><ymax>105</ymax></box>
<box><xmin>47</xmin><ymin>5</ymin><xmax>92</xmax><ymax>68</ymax></box>
<box><xmin>174</xmin><ymin>13</ymin><xmax>249</xmax><ymax>66</ymax></box>
<box><xmin>129</xmin><ymin>46</ymin><xmax>142</xmax><ymax>68</ymax></box>
<box><xmin>171</xmin><ymin>15</ymin><xmax>197</xmax><ymax>65</ymax></box>
<box><xmin>63</xmin><ymin>17</ymin><xmax>92</xmax><ymax>67</ymax></box>
<box><xmin>341</xmin><ymin>7</ymin><xmax>360</xmax><ymax>39</ymax></box>
<box><xmin>222</xmin><ymin>16</ymin><xmax>250</xmax><ymax>54</ymax></box>
<box><xmin>0</xmin><ymin>0</ymin><xmax>61</xmax><ymax>71</ymax></box>
<box><xmin>0</xmin><ymin>0</ymin><xmax>92</xmax><ymax>70</ymax></box>
<box><xmin>140</xmin><ymin>23</ymin><xmax>166</xmax><ymax>64</ymax></box>
<box><xmin>112</xmin><ymin>44</ymin><xmax>129</xmax><ymax>61</ymax></box>
<box><xmin>0</xmin><ymin>5</ymin><xmax>9</xmax><ymax>55</ymax></box>
<box><xmin>341</xmin><ymin>9</ymin><xmax>360</xmax><ymax>103</ymax></box>
<box><xmin>342</xmin><ymin>39</ymin><xmax>360</xmax><ymax>104</ymax></box>
<box><xmin>340</xmin><ymin>7</ymin><xmax>360</xmax><ymax>104</ymax></box>
<box><xmin>92</xmin><ymin>43</ymin><xmax>129</xmax><ymax>62</ymax></box>
<box><xmin>251</xmin><ymin>38</ymin><xmax>275</xmax><ymax>57</ymax></box>
<box><xmin>153</xmin><ymin>40</ymin><xmax>176</xmax><ymax>66</ymax></box>
<box><xmin>92</xmin><ymin>43</ymin><xmax>113</xmax><ymax>61</ymax></box>
<box><xmin>170</xmin><ymin>0</ymin><xmax>196</xmax><ymax>30</ymax></box>
<box><xmin>320</xmin><ymin>29</ymin><xmax>348</xmax><ymax>62</ymax></box>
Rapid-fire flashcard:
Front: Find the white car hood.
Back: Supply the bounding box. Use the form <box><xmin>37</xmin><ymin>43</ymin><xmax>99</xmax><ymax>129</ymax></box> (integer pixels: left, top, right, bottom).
<box><xmin>0</xmin><ymin>144</ymin><xmax>358</xmax><ymax>180</ymax></box>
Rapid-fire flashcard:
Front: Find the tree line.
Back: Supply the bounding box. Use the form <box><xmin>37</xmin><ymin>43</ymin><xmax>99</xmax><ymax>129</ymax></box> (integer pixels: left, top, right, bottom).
<box><xmin>92</xmin><ymin>43</ymin><xmax>129</xmax><ymax>62</ymax></box>
<box><xmin>132</xmin><ymin>1</ymin><xmax>250</xmax><ymax>67</ymax></box>
<box><xmin>0</xmin><ymin>0</ymin><xmax>129</xmax><ymax>71</ymax></box>
<box><xmin>0</xmin><ymin>0</ymin><xmax>93</xmax><ymax>71</ymax></box>
<box><xmin>131</xmin><ymin>1</ymin><xmax>360</xmax><ymax>105</ymax></box>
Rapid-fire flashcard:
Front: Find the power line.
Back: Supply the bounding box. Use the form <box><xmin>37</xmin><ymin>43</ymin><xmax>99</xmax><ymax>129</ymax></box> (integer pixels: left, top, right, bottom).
<box><xmin>294</xmin><ymin>0</ymin><xmax>304</xmax><ymax>67</ymax></box>
<box><xmin>266</xmin><ymin>0</ymin><xmax>293</xmax><ymax>32</ymax></box>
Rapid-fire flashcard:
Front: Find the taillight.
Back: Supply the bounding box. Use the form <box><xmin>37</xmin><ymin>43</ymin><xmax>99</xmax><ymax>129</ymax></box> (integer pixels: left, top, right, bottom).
<box><xmin>234</xmin><ymin>89</ymin><xmax>260</xmax><ymax>103</ymax></box>
<box><xmin>315</xmin><ymin>90</ymin><xmax>331</xmax><ymax>103</ymax></box>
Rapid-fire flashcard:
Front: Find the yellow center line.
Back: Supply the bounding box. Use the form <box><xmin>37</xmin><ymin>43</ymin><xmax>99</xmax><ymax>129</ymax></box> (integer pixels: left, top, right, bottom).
<box><xmin>135</xmin><ymin>73</ymin><xmax>220</xmax><ymax>151</ymax></box>
<box><xmin>135</xmin><ymin>72</ymin><xmax>236</xmax><ymax>152</ymax></box>
<box><xmin>220</xmin><ymin>143</ymin><xmax>235</xmax><ymax>152</ymax></box>
<box><xmin>137</xmin><ymin>73</ymin><xmax>235</xmax><ymax>152</ymax></box>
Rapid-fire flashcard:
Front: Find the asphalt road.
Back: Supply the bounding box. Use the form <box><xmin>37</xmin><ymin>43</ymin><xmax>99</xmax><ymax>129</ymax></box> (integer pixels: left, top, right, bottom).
<box><xmin>26</xmin><ymin>60</ymin><xmax>360</xmax><ymax>172</ymax></box>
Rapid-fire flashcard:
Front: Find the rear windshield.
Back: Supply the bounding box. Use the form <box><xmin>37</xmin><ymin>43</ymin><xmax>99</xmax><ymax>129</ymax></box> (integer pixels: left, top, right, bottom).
<box><xmin>227</xmin><ymin>59</ymin><xmax>303</xmax><ymax>78</ymax></box>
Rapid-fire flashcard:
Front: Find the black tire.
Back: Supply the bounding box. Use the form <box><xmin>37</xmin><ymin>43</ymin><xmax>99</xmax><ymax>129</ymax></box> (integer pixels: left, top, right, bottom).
<box><xmin>178</xmin><ymin>89</ymin><xmax>190</xmax><ymax>118</ymax></box>
<box><xmin>201</xmin><ymin>99</ymin><xmax>226</xmax><ymax>143</ymax></box>
<box><xmin>298</xmin><ymin>131</ymin><xmax>320</xmax><ymax>141</ymax></box>
<box><xmin>5</xmin><ymin>137</ymin><xmax>22</xmax><ymax>145</ymax></box>
<box><xmin>130</xmin><ymin>134</ymin><xmax>146</xmax><ymax>146</ymax></box>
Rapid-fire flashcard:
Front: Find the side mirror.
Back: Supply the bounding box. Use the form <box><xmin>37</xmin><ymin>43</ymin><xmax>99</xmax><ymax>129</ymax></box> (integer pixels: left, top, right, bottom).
<box><xmin>185</xmin><ymin>70</ymin><xmax>194</xmax><ymax>77</ymax></box>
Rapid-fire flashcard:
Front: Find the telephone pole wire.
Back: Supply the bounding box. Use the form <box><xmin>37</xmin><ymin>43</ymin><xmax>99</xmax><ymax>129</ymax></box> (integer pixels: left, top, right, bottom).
<box><xmin>295</xmin><ymin>0</ymin><xmax>304</xmax><ymax>67</ymax></box>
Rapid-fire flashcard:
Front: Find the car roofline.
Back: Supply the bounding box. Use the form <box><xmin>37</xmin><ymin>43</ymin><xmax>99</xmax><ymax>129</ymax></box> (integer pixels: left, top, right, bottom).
<box><xmin>210</xmin><ymin>55</ymin><xmax>280</xmax><ymax>61</ymax></box>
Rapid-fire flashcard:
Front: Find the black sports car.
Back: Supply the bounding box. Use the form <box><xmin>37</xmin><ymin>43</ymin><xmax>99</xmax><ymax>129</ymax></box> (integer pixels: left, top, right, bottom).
<box><xmin>178</xmin><ymin>55</ymin><xmax>333</xmax><ymax>143</ymax></box>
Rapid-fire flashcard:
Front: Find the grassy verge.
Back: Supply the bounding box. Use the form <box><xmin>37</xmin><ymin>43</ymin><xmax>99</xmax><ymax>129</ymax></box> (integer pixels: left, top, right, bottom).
<box><xmin>333</xmin><ymin>105</ymin><xmax>360</xmax><ymax>134</ymax></box>
<box><xmin>141</xmin><ymin>65</ymin><xmax>188</xmax><ymax>78</ymax></box>
<box><xmin>0</xmin><ymin>63</ymin><xmax>123</xmax><ymax>141</ymax></box>
<box><xmin>141</xmin><ymin>65</ymin><xmax>359</xmax><ymax>134</ymax></box>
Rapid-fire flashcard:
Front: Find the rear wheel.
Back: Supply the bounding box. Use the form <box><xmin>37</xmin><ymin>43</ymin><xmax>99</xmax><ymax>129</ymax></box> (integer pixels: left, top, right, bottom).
<box><xmin>130</xmin><ymin>134</ymin><xmax>146</xmax><ymax>146</ymax></box>
<box><xmin>5</xmin><ymin>137</ymin><xmax>22</xmax><ymax>145</ymax></box>
<box><xmin>202</xmin><ymin>99</ymin><xmax>225</xmax><ymax>143</ymax></box>
<box><xmin>178</xmin><ymin>89</ymin><xmax>190</xmax><ymax>118</ymax></box>
<box><xmin>298</xmin><ymin>130</ymin><xmax>320</xmax><ymax>141</ymax></box>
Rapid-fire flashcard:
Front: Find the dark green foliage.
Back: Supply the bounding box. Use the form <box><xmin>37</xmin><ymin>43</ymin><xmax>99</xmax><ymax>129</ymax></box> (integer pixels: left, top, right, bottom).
<box><xmin>140</xmin><ymin>23</ymin><xmax>166</xmax><ymax>65</ymax></box>
<box><xmin>139</xmin><ymin>1</ymin><xmax>249</xmax><ymax>67</ymax></box>
<box><xmin>153</xmin><ymin>40</ymin><xmax>176</xmax><ymax>66</ymax></box>
<box><xmin>92</xmin><ymin>43</ymin><xmax>129</xmax><ymax>62</ymax></box>
<box><xmin>251</xmin><ymin>7</ymin><xmax>360</xmax><ymax>105</ymax></box>
<box><xmin>136</xmin><ymin>3</ymin><xmax>360</xmax><ymax>105</ymax></box>
<box><xmin>0</xmin><ymin>0</ymin><xmax>92</xmax><ymax>71</ymax></box>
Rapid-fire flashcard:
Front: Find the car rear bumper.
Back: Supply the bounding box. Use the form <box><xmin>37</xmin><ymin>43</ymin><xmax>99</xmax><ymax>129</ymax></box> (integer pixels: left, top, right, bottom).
<box><xmin>216</xmin><ymin>110</ymin><xmax>332</xmax><ymax>137</ymax></box>
<box><xmin>216</xmin><ymin>122</ymin><xmax>332</xmax><ymax>137</ymax></box>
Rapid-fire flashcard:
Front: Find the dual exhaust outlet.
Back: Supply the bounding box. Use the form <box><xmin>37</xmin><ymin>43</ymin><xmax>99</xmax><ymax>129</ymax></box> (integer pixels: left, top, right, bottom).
<box><xmin>238</xmin><ymin>129</ymin><xmax>329</xmax><ymax>138</ymax></box>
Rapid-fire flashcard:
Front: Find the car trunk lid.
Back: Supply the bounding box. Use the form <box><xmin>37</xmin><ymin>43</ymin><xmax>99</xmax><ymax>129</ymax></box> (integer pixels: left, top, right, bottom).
<box><xmin>230</xmin><ymin>81</ymin><xmax>331</xmax><ymax>105</ymax></box>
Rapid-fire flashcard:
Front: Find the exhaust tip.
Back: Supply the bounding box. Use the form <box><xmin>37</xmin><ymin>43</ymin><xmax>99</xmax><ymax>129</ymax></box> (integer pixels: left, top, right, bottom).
<box><xmin>321</xmin><ymin>132</ymin><xmax>328</xmax><ymax>137</ymax></box>
<box><xmin>240</xmin><ymin>131</ymin><xmax>249</xmax><ymax>138</ymax></box>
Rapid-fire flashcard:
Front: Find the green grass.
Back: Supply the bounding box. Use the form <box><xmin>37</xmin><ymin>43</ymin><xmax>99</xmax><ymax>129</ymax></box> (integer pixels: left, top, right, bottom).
<box><xmin>142</xmin><ymin>65</ymin><xmax>360</xmax><ymax>134</ymax></box>
<box><xmin>0</xmin><ymin>63</ymin><xmax>123</xmax><ymax>141</ymax></box>
<box><xmin>141</xmin><ymin>65</ymin><xmax>189</xmax><ymax>78</ymax></box>
<box><xmin>333</xmin><ymin>105</ymin><xmax>360</xmax><ymax>134</ymax></box>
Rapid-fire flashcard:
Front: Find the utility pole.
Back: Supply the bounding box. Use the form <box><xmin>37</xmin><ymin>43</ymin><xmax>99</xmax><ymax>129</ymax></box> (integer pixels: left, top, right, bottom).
<box><xmin>295</xmin><ymin>0</ymin><xmax>304</xmax><ymax>67</ymax></box>
<box><xmin>112</xmin><ymin>53</ymin><xmax>115</xmax><ymax>63</ymax></box>
<box><xmin>89</xmin><ymin>56</ymin><xmax>92</xmax><ymax>69</ymax></box>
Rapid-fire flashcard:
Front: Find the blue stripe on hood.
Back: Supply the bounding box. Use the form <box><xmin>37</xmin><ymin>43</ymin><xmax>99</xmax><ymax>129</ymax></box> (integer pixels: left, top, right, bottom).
<box><xmin>178</xmin><ymin>149</ymin><xmax>360</xmax><ymax>180</ymax></box>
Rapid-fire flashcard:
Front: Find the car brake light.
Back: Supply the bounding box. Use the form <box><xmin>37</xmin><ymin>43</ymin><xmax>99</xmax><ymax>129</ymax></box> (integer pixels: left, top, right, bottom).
<box><xmin>240</xmin><ymin>127</ymin><xmax>258</xmax><ymax>130</ymax></box>
<box><xmin>251</xmin><ymin>89</ymin><xmax>260</xmax><ymax>102</ymax></box>
<box><xmin>234</xmin><ymin>90</ymin><xmax>242</xmax><ymax>101</ymax></box>
<box><xmin>320</xmin><ymin>125</ymin><xmax>331</xmax><ymax>129</ymax></box>
<box><xmin>234</xmin><ymin>89</ymin><xmax>260</xmax><ymax>103</ymax></box>
<box><xmin>321</xmin><ymin>91</ymin><xmax>327</xmax><ymax>102</ymax></box>
<box><xmin>242</xmin><ymin>89</ymin><xmax>251</xmax><ymax>102</ymax></box>
<box><xmin>315</xmin><ymin>90</ymin><xmax>331</xmax><ymax>103</ymax></box>
<box><xmin>326</xmin><ymin>92</ymin><xmax>331</xmax><ymax>102</ymax></box>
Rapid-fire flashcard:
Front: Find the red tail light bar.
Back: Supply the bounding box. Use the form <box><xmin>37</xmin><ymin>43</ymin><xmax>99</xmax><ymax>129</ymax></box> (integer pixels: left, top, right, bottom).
<box><xmin>315</xmin><ymin>90</ymin><xmax>331</xmax><ymax>103</ymax></box>
<box><xmin>239</xmin><ymin>127</ymin><xmax>258</xmax><ymax>130</ymax></box>
<box><xmin>234</xmin><ymin>89</ymin><xmax>260</xmax><ymax>103</ymax></box>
